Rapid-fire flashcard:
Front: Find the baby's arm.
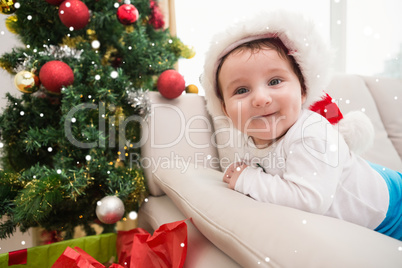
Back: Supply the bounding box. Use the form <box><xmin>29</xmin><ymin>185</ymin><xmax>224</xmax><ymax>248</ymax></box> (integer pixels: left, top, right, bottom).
<box><xmin>222</xmin><ymin>162</ymin><xmax>248</xmax><ymax>189</ymax></box>
<box><xmin>233</xmin><ymin>142</ymin><xmax>343</xmax><ymax>214</ymax></box>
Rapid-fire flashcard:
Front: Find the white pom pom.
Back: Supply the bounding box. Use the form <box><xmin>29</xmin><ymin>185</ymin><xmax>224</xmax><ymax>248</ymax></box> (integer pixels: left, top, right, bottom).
<box><xmin>338</xmin><ymin>111</ymin><xmax>375</xmax><ymax>155</ymax></box>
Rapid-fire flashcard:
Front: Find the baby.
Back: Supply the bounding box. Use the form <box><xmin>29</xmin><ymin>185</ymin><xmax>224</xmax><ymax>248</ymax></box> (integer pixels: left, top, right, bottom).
<box><xmin>202</xmin><ymin>11</ymin><xmax>402</xmax><ymax>240</ymax></box>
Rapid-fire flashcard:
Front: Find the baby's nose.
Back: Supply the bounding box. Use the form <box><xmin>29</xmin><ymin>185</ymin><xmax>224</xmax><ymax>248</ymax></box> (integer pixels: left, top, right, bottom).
<box><xmin>252</xmin><ymin>90</ymin><xmax>271</xmax><ymax>107</ymax></box>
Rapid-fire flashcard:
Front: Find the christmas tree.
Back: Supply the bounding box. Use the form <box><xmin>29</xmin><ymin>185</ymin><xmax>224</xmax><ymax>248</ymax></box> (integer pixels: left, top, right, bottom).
<box><xmin>0</xmin><ymin>0</ymin><xmax>191</xmax><ymax>239</ymax></box>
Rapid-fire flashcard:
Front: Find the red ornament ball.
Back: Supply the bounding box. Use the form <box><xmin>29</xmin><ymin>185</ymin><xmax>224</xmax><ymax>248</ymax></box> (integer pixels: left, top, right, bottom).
<box><xmin>45</xmin><ymin>0</ymin><xmax>64</xmax><ymax>5</ymax></box>
<box><xmin>58</xmin><ymin>0</ymin><xmax>90</xmax><ymax>30</ymax></box>
<box><xmin>157</xmin><ymin>70</ymin><xmax>186</xmax><ymax>99</ymax></box>
<box><xmin>149</xmin><ymin>0</ymin><xmax>165</xmax><ymax>29</ymax></box>
<box><xmin>117</xmin><ymin>4</ymin><xmax>139</xmax><ymax>25</ymax></box>
<box><xmin>39</xmin><ymin>61</ymin><xmax>74</xmax><ymax>94</ymax></box>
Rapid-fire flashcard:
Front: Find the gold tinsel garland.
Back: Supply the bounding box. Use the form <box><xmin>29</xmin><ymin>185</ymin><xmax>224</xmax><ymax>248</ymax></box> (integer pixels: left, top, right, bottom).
<box><xmin>0</xmin><ymin>58</ymin><xmax>13</xmax><ymax>73</ymax></box>
<box><xmin>0</xmin><ymin>0</ymin><xmax>16</xmax><ymax>15</ymax></box>
<box><xmin>5</xmin><ymin>14</ymin><xmax>18</xmax><ymax>34</ymax></box>
<box><xmin>61</xmin><ymin>35</ymin><xmax>87</xmax><ymax>48</ymax></box>
<box><xmin>101</xmin><ymin>46</ymin><xmax>118</xmax><ymax>66</ymax></box>
<box><xmin>127</xmin><ymin>170</ymin><xmax>148</xmax><ymax>206</ymax></box>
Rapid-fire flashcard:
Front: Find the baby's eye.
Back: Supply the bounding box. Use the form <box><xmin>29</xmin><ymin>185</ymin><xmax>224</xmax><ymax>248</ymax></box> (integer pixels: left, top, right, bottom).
<box><xmin>268</xmin><ymin>79</ymin><xmax>282</xmax><ymax>86</ymax></box>
<box><xmin>235</xmin><ymin>87</ymin><xmax>249</xmax><ymax>95</ymax></box>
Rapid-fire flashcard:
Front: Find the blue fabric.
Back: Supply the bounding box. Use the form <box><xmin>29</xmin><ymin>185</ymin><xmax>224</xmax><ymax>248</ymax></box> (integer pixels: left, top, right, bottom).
<box><xmin>369</xmin><ymin>162</ymin><xmax>402</xmax><ymax>240</ymax></box>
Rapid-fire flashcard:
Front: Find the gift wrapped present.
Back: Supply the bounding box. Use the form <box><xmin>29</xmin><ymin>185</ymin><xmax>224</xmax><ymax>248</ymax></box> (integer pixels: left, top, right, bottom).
<box><xmin>0</xmin><ymin>233</ymin><xmax>116</xmax><ymax>267</ymax></box>
<box><xmin>117</xmin><ymin>219</ymin><xmax>188</xmax><ymax>268</ymax></box>
<box><xmin>51</xmin><ymin>246</ymin><xmax>123</xmax><ymax>268</ymax></box>
<box><xmin>1</xmin><ymin>220</ymin><xmax>188</xmax><ymax>268</ymax></box>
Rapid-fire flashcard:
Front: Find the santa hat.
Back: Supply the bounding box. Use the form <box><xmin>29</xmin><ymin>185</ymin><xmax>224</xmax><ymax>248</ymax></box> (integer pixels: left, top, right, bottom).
<box><xmin>201</xmin><ymin>10</ymin><xmax>374</xmax><ymax>154</ymax></box>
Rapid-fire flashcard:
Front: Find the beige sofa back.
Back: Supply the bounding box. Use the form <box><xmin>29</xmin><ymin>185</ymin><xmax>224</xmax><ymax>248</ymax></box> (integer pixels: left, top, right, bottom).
<box><xmin>327</xmin><ymin>75</ymin><xmax>402</xmax><ymax>172</ymax></box>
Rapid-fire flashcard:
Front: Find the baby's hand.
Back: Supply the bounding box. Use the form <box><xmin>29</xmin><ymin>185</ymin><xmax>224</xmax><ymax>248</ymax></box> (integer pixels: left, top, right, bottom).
<box><xmin>223</xmin><ymin>162</ymin><xmax>248</xmax><ymax>190</ymax></box>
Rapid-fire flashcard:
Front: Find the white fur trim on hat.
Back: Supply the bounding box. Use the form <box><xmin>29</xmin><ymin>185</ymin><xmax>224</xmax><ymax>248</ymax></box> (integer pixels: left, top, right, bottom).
<box><xmin>338</xmin><ymin>111</ymin><xmax>375</xmax><ymax>155</ymax></box>
<box><xmin>202</xmin><ymin>10</ymin><xmax>333</xmax><ymax>119</ymax></box>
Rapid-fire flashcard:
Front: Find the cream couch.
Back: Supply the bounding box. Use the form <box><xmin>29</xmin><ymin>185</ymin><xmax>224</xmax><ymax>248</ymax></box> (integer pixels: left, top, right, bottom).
<box><xmin>138</xmin><ymin>74</ymin><xmax>402</xmax><ymax>267</ymax></box>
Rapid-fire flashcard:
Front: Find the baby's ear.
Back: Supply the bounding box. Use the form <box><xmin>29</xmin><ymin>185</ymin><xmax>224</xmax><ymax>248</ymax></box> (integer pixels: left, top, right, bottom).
<box><xmin>301</xmin><ymin>92</ymin><xmax>307</xmax><ymax>104</ymax></box>
<box><xmin>221</xmin><ymin>101</ymin><xmax>229</xmax><ymax>116</ymax></box>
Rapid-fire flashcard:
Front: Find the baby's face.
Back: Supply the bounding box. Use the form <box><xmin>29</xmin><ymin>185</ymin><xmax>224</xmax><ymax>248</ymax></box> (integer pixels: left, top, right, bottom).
<box><xmin>219</xmin><ymin>48</ymin><xmax>306</xmax><ymax>147</ymax></box>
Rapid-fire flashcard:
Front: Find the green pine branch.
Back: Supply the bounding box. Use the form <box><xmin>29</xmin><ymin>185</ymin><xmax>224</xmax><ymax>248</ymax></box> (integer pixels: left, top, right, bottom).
<box><xmin>0</xmin><ymin>0</ymin><xmax>182</xmax><ymax>239</ymax></box>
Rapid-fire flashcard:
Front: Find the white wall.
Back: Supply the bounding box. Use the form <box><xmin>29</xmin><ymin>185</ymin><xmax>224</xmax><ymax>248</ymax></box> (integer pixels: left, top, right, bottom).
<box><xmin>175</xmin><ymin>0</ymin><xmax>402</xmax><ymax>93</ymax></box>
<box><xmin>175</xmin><ymin>0</ymin><xmax>330</xmax><ymax>96</ymax></box>
<box><xmin>0</xmin><ymin>216</ymin><xmax>36</xmax><ymax>255</ymax></box>
<box><xmin>346</xmin><ymin>0</ymin><xmax>402</xmax><ymax>75</ymax></box>
<box><xmin>0</xmin><ymin>15</ymin><xmax>33</xmax><ymax>254</ymax></box>
<box><xmin>0</xmin><ymin>15</ymin><xmax>23</xmax><ymax>112</ymax></box>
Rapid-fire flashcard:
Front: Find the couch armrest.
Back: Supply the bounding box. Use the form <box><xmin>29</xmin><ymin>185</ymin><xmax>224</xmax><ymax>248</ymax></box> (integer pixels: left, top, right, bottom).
<box><xmin>154</xmin><ymin>164</ymin><xmax>402</xmax><ymax>267</ymax></box>
<box><xmin>141</xmin><ymin>92</ymin><xmax>220</xmax><ymax>196</ymax></box>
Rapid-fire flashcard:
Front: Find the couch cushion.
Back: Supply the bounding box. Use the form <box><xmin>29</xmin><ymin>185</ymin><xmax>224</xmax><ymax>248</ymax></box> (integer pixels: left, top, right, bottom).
<box><xmin>327</xmin><ymin>74</ymin><xmax>402</xmax><ymax>172</ymax></box>
<box><xmin>141</xmin><ymin>92</ymin><xmax>220</xmax><ymax>196</ymax></box>
<box><xmin>154</xmin><ymin>163</ymin><xmax>402</xmax><ymax>267</ymax></box>
<box><xmin>138</xmin><ymin>195</ymin><xmax>241</xmax><ymax>268</ymax></box>
<box><xmin>363</xmin><ymin>76</ymin><xmax>402</xmax><ymax>162</ymax></box>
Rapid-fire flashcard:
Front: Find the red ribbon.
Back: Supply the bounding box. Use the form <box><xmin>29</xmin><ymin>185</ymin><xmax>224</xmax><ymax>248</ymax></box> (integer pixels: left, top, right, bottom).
<box><xmin>8</xmin><ymin>248</ymin><xmax>28</xmax><ymax>266</ymax></box>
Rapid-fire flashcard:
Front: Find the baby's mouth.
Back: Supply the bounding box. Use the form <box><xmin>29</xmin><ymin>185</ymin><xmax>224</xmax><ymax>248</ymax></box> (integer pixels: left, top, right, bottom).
<box><xmin>253</xmin><ymin>112</ymin><xmax>277</xmax><ymax>119</ymax></box>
